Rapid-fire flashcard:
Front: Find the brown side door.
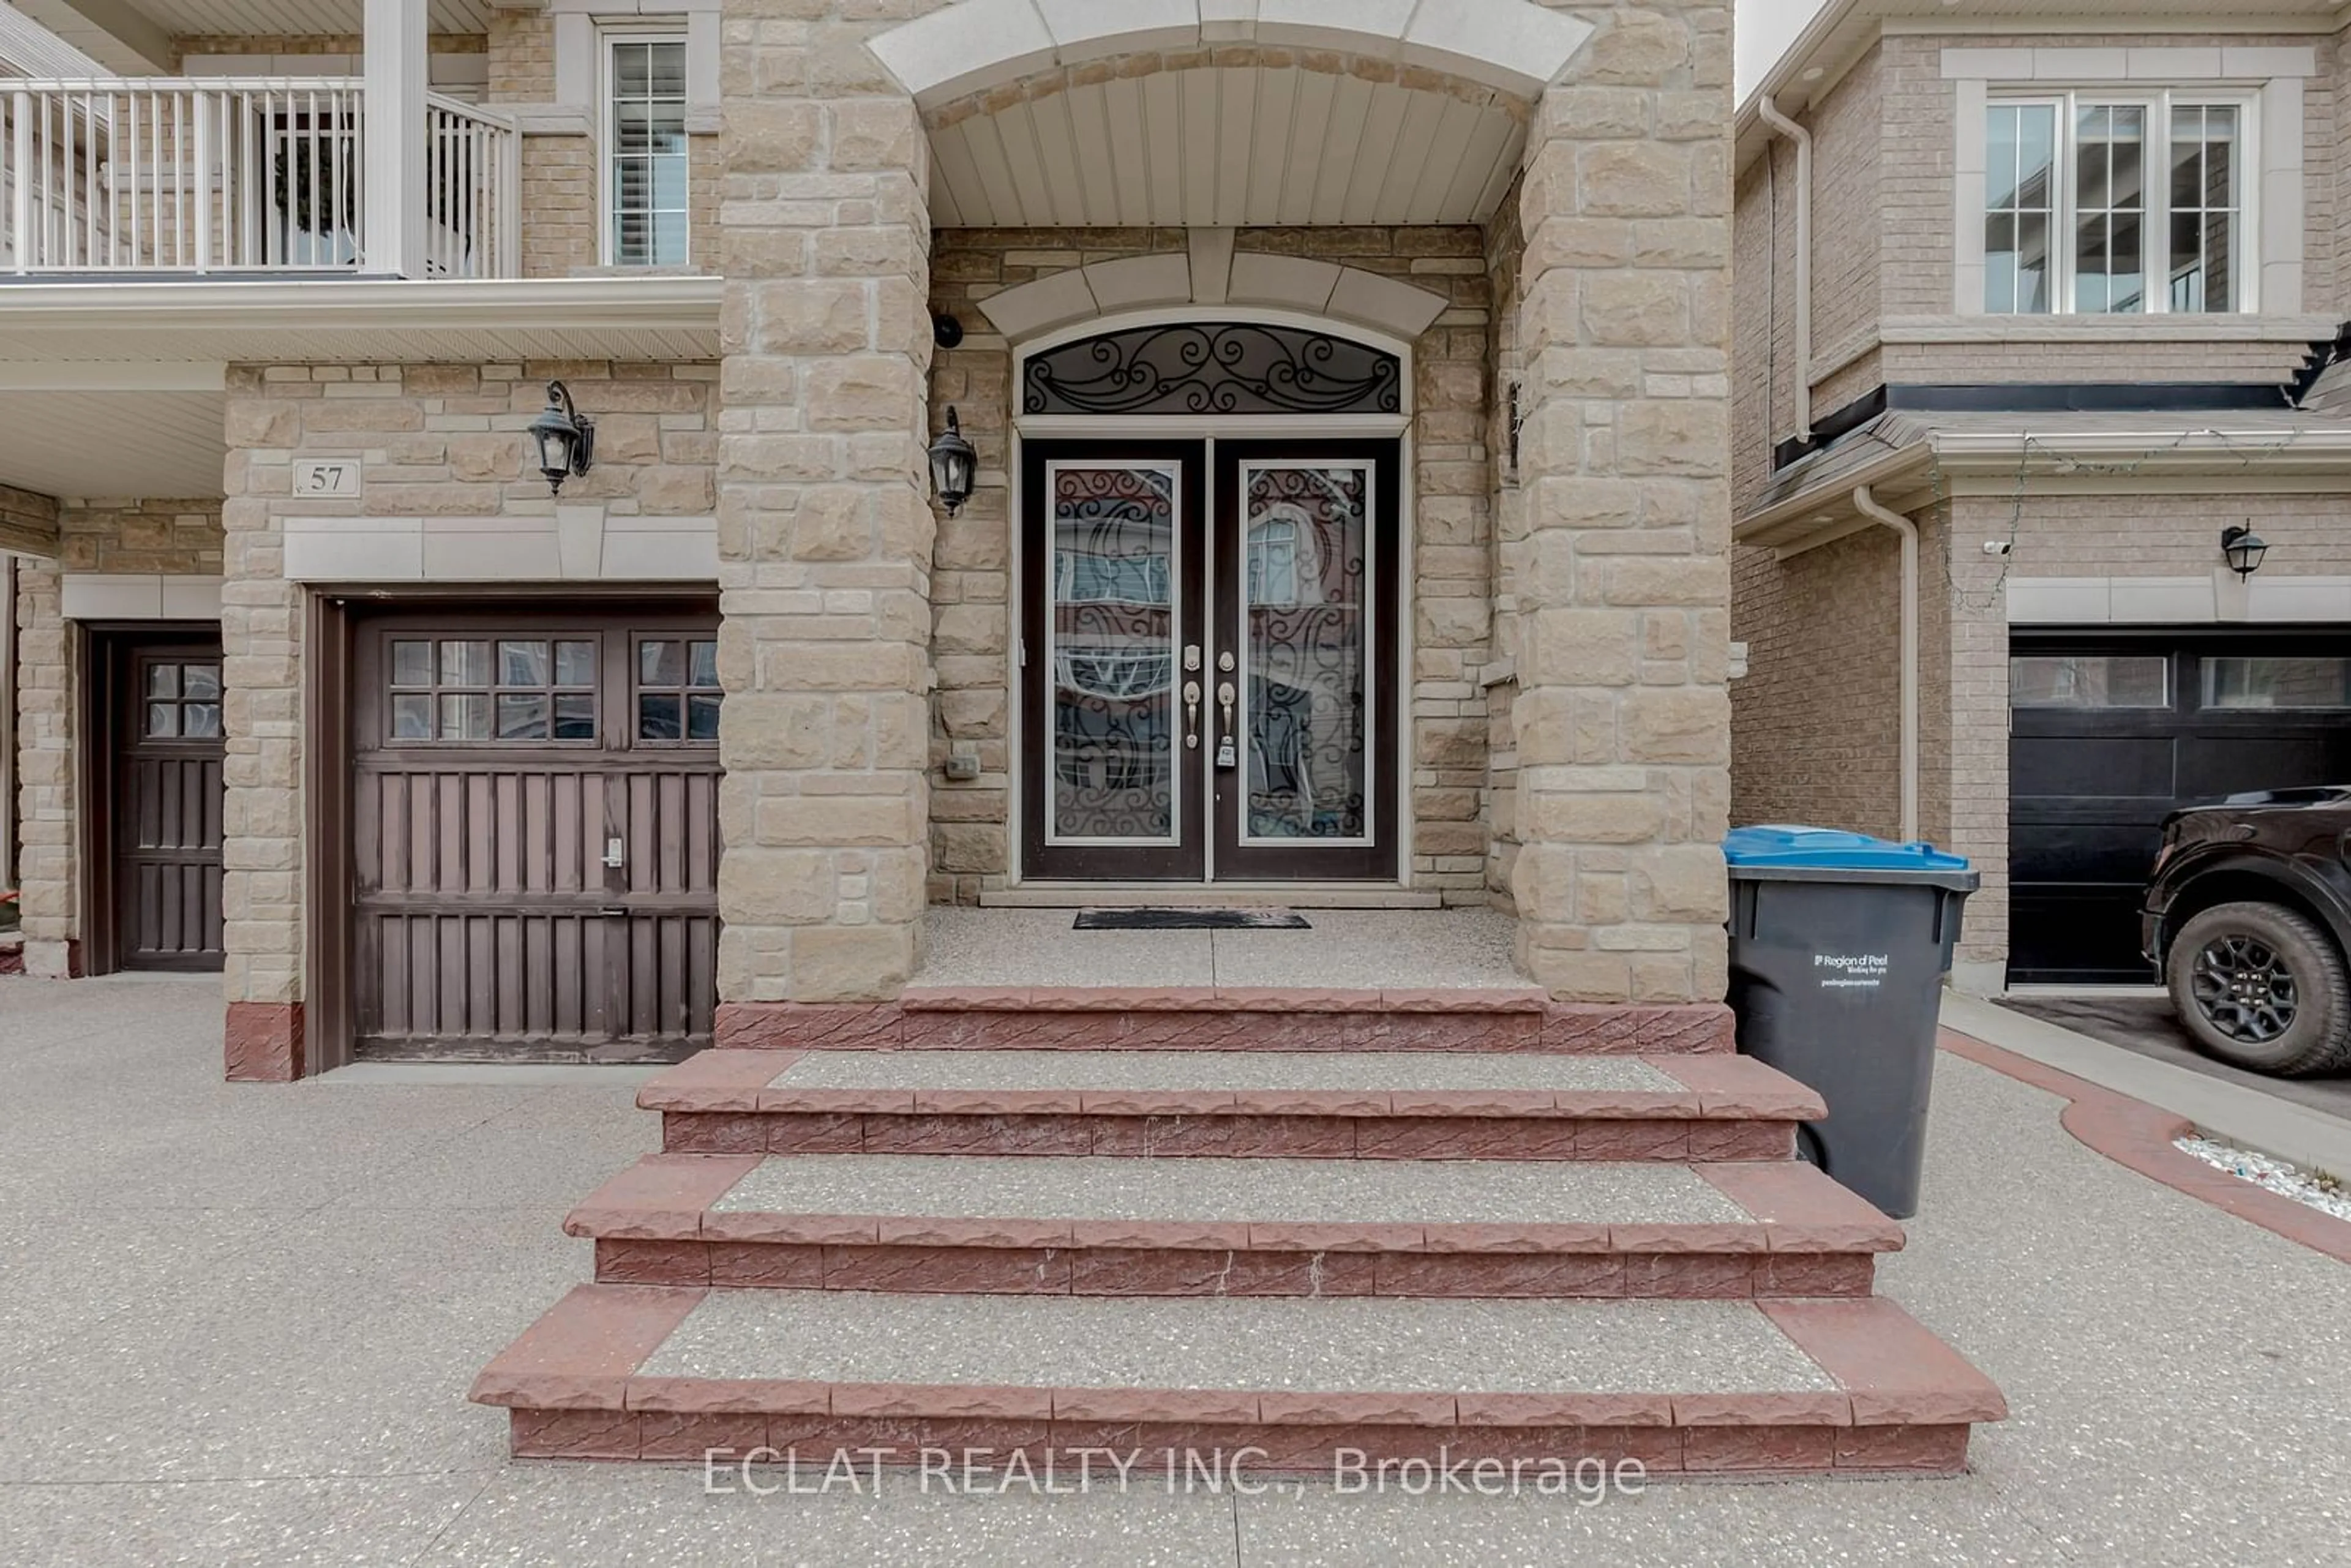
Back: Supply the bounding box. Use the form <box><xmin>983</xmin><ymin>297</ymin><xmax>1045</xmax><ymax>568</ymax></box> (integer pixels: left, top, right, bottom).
<box><xmin>348</xmin><ymin>607</ymin><xmax>721</xmax><ymax>1062</ymax></box>
<box><xmin>111</xmin><ymin>639</ymin><xmax>227</xmax><ymax>971</ymax></box>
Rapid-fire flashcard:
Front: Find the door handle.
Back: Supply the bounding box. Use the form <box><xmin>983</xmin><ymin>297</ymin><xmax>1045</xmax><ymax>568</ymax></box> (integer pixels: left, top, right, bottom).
<box><xmin>1218</xmin><ymin>681</ymin><xmax>1237</xmax><ymax>733</ymax></box>
<box><xmin>1182</xmin><ymin>680</ymin><xmax>1202</xmax><ymax>749</ymax></box>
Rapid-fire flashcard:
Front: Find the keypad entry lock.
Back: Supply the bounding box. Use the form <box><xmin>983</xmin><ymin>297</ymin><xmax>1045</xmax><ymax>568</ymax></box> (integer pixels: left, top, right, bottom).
<box><xmin>1215</xmin><ymin>681</ymin><xmax>1239</xmax><ymax>770</ymax></box>
<box><xmin>603</xmin><ymin>836</ymin><xmax>626</xmax><ymax>869</ymax></box>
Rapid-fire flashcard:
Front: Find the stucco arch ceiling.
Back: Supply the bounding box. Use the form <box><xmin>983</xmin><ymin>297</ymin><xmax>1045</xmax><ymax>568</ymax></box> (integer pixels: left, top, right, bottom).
<box><xmin>869</xmin><ymin>0</ymin><xmax>1596</xmax><ymax>229</ymax></box>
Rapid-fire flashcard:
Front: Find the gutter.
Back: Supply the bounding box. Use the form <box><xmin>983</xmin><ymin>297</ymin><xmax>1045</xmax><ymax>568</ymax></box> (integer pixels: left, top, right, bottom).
<box><xmin>1755</xmin><ymin>94</ymin><xmax>1814</xmax><ymax>442</ymax></box>
<box><xmin>1853</xmin><ymin>484</ymin><xmax>1918</xmax><ymax>845</ymax></box>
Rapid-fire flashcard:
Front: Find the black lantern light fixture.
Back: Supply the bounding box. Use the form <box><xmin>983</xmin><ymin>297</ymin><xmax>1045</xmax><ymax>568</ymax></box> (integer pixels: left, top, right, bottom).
<box><xmin>528</xmin><ymin>380</ymin><xmax>596</xmax><ymax>496</ymax></box>
<box><xmin>2221</xmin><ymin>524</ymin><xmax>2270</xmax><ymax>579</ymax></box>
<box><xmin>928</xmin><ymin>406</ymin><xmax>977</xmax><ymax>516</ymax></box>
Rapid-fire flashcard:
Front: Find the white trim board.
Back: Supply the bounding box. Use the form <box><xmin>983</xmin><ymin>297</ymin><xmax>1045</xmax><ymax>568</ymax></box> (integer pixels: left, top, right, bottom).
<box><xmin>60</xmin><ymin>574</ymin><xmax>225</xmax><ymax>621</ymax></box>
<box><xmin>282</xmin><ymin>507</ymin><xmax>718</xmax><ymax>584</ymax></box>
<box><xmin>2006</xmin><ymin>573</ymin><xmax>2351</xmax><ymax>625</ymax></box>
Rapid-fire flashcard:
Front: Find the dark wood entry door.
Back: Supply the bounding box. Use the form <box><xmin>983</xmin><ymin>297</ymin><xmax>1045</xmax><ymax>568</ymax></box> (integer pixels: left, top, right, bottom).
<box><xmin>113</xmin><ymin>640</ymin><xmax>226</xmax><ymax>971</ymax></box>
<box><xmin>349</xmin><ymin>607</ymin><xmax>721</xmax><ymax>1061</ymax></box>
<box><xmin>1020</xmin><ymin>439</ymin><xmax>1400</xmax><ymax>882</ymax></box>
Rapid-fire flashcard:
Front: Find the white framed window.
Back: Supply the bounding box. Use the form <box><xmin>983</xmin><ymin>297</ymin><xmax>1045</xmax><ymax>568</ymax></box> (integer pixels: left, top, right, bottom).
<box><xmin>1982</xmin><ymin>89</ymin><xmax>2254</xmax><ymax>315</ymax></box>
<box><xmin>601</xmin><ymin>31</ymin><xmax>689</xmax><ymax>268</ymax></box>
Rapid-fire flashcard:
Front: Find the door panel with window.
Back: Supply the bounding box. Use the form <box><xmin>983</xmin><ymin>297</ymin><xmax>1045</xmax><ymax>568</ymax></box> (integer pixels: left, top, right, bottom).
<box><xmin>113</xmin><ymin>642</ymin><xmax>227</xmax><ymax>972</ymax></box>
<box><xmin>350</xmin><ymin>608</ymin><xmax>721</xmax><ymax>1060</ymax></box>
<box><xmin>2009</xmin><ymin>635</ymin><xmax>2351</xmax><ymax>983</ymax></box>
<box><xmin>1019</xmin><ymin>440</ymin><xmax>1399</xmax><ymax>883</ymax></box>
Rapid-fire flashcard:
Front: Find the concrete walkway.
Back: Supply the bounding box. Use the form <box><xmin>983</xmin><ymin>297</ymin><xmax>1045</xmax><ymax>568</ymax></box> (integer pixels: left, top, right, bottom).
<box><xmin>2</xmin><ymin>977</ymin><xmax>2348</xmax><ymax>1566</ymax></box>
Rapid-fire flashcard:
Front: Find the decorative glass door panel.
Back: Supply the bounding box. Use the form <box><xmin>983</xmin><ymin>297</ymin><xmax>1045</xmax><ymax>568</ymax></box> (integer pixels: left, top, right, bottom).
<box><xmin>1215</xmin><ymin>441</ymin><xmax>1400</xmax><ymax>881</ymax></box>
<box><xmin>1022</xmin><ymin>443</ymin><xmax>1207</xmax><ymax>880</ymax></box>
<box><xmin>1019</xmin><ymin>438</ymin><xmax>1397</xmax><ymax>883</ymax></box>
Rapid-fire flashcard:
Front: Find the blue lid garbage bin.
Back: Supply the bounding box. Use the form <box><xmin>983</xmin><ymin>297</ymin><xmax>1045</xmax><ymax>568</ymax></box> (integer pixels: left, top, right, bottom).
<box><xmin>1722</xmin><ymin>826</ymin><xmax>1979</xmax><ymax>1220</ymax></box>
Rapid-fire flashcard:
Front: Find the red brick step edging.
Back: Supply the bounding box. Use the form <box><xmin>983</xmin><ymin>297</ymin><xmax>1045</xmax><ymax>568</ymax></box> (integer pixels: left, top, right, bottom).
<box><xmin>713</xmin><ymin>995</ymin><xmax>1734</xmax><ymax>1054</ymax></box>
<box><xmin>567</xmin><ymin>1154</ymin><xmax>1901</xmax><ymax>1300</ymax></box>
<box><xmin>645</xmin><ymin>1050</ymin><xmax>1820</xmax><ymax>1162</ymax></box>
<box><xmin>468</xmin><ymin>1285</ymin><xmax>2004</xmax><ymax>1477</ymax></box>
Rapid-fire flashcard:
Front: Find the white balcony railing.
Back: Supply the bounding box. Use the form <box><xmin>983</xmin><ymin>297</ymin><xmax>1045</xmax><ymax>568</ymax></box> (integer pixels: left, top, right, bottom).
<box><xmin>2</xmin><ymin>79</ymin><xmax>519</xmax><ymax>279</ymax></box>
<box><xmin>424</xmin><ymin>93</ymin><xmax>520</xmax><ymax>282</ymax></box>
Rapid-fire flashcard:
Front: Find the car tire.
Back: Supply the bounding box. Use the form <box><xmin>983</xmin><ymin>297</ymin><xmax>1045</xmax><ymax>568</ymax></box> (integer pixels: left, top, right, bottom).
<box><xmin>2167</xmin><ymin>901</ymin><xmax>2351</xmax><ymax>1077</ymax></box>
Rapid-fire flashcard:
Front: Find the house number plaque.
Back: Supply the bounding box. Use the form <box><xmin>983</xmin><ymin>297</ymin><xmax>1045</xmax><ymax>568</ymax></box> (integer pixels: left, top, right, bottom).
<box><xmin>293</xmin><ymin>459</ymin><xmax>363</xmax><ymax>498</ymax></box>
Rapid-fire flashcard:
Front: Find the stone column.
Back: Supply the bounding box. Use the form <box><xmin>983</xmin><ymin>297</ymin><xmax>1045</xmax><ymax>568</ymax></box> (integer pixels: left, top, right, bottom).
<box><xmin>12</xmin><ymin>553</ymin><xmax>81</xmax><ymax>978</ymax></box>
<box><xmin>1509</xmin><ymin>2</ymin><xmax>1734</xmax><ymax>1003</ymax></box>
<box><xmin>713</xmin><ymin>2</ymin><xmax>936</xmax><ymax>1020</ymax></box>
<box><xmin>220</xmin><ymin>370</ymin><xmax>311</xmax><ymax>1079</ymax></box>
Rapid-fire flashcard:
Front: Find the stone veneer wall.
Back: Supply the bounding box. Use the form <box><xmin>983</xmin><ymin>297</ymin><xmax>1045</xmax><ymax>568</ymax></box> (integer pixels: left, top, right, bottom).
<box><xmin>216</xmin><ymin>361</ymin><xmax>716</xmax><ymax>1077</ymax></box>
<box><xmin>9</xmin><ymin>500</ymin><xmax>223</xmax><ymax>980</ymax></box>
<box><xmin>712</xmin><ymin>0</ymin><xmax>937</xmax><ymax>1011</ymax></box>
<box><xmin>1508</xmin><ymin>1</ymin><xmax>1736</xmax><ymax>1003</ymax></box>
<box><xmin>923</xmin><ymin>225</ymin><xmax>1496</xmax><ymax>904</ymax></box>
<box><xmin>489</xmin><ymin>13</ymin><xmax>722</xmax><ymax>279</ymax></box>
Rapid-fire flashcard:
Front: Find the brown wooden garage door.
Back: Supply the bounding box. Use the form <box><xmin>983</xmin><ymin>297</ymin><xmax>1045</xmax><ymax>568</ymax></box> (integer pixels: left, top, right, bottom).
<box><xmin>349</xmin><ymin>608</ymin><xmax>721</xmax><ymax>1061</ymax></box>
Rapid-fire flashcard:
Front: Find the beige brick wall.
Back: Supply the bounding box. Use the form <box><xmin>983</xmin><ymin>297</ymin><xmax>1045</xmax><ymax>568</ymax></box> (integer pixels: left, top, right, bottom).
<box><xmin>921</xmin><ymin>225</ymin><xmax>1498</xmax><ymax>902</ymax></box>
<box><xmin>1483</xmin><ymin>180</ymin><xmax>1526</xmax><ymax>905</ymax></box>
<box><xmin>216</xmin><ymin>361</ymin><xmax>717</xmax><ymax>1008</ymax></box>
<box><xmin>0</xmin><ymin>482</ymin><xmax>56</xmax><ymax>557</ymax></box>
<box><xmin>1736</xmin><ymin>29</ymin><xmax>2343</xmax><ymax>506</ymax></box>
<box><xmin>490</xmin><ymin>12</ymin><xmax>719</xmax><ymax>278</ymax></box>
<box><xmin>10</xmin><ymin>560</ymin><xmax>73</xmax><ymax>973</ymax></box>
<box><xmin>1728</xmin><ymin>529</ymin><xmax>1903</xmax><ymax>839</ymax></box>
<box><xmin>53</xmin><ymin>501</ymin><xmax>223</xmax><ymax>574</ymax></box>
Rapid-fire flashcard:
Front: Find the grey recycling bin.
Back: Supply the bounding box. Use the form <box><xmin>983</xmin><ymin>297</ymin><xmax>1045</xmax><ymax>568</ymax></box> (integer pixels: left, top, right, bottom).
<box><xmin>1722</xmin><ymin>826</ymin><xmax>1979</xmax><ymax>1220</ymax></box>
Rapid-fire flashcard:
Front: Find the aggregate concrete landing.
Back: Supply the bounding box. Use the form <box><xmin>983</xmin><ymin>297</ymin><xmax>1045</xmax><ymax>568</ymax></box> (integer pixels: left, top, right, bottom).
<box><xmin>711</xmin><ymin>1154</ymin><xmax>1745</xmax><ymax>1226</ymax></box>
<box><xmin>12</xmin><ymin>977</ymin><xmax>2351</xmax><ymax>1564</ymax></box>
<box><xmin>770</xmin><ymin>1051</ymin><xmax>1675</xmax><ymax>1092</ymax></box>
<box><xmin>918</xmin><ymin>907</ymin><xmax>1525</xmax><ymax>991</ymax></box>
<box><xmin>637</xmin><ymin>1292</ymin><xmax>1834</xmax><ymax>1394</ymax></box>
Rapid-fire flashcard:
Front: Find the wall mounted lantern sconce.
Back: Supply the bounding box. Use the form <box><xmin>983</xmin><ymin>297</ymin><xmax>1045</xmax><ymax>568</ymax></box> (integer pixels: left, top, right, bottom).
<box><xmin>528</xmin><ymin>380</ymin><xmax>595</xmax><ymax>496</ymax></box>
<box><xmin>928</xmin><ymin>407</ymin><xmax>977</xmax><ymax>516</ymax></box>
<box><xmin>2221</xmin><ymin>525</ymin><xmax>2270</xmax><ymax>580</ymax></box>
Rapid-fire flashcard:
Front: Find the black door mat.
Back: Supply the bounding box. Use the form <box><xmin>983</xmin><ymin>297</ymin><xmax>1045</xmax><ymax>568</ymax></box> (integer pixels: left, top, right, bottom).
<box><xmin>1074</xmin><ymin>909</ymin><xmax>1311</xmax><ymax>931</ymax></box>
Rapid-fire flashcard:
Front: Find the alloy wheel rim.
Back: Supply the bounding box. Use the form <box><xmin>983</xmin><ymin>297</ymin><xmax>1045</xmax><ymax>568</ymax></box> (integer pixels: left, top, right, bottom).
<box><xmin>2189</xmin><ymin>934</ymin><xmax>2298</xmax><ymax>1044</ymax></box>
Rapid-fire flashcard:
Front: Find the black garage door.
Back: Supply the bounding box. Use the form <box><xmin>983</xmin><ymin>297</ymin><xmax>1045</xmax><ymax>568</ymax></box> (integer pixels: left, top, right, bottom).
<box><xmin>2009</xmin><ymin>631</ymin><xmax>2351</xmax><ymax>984</ymax></box>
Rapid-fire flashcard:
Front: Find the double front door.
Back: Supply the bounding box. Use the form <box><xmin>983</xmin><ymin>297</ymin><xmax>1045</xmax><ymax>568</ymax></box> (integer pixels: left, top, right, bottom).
<box><xmin>1021</xmin><ymin>439</ymin><xmax>1401</xmax><ymax>882</ymax></box>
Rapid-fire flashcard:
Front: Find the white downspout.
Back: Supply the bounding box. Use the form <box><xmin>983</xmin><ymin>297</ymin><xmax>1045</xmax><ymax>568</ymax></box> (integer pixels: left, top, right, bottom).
<box><xmin>1757</xmin><ymin>94</ymin><xmax>1814</xmax><ymax>440</ymax></box>
<box><xmin>1854</xmin><ymin>485</ymin><xmax>1918</xmax><ymax>844</ymax></box>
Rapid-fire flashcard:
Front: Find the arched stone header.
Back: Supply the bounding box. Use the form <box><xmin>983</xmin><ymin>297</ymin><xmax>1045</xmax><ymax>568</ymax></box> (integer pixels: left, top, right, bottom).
<box><xmin>977</xmin><ymin>228</ymin><xmax>1451</xmax><ymax>345</ymax></box>
<box><xmin>868</xmin><ymin>0</ymin><xmax>1597</xmax><ymax>109</ymax></box>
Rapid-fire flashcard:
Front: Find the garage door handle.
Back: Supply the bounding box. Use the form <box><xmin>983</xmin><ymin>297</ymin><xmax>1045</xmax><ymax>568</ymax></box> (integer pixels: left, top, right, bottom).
<box><xmin>599</xmin><ymin>905</ymin><xmax>629</xmax><ymax>918</ymax></box>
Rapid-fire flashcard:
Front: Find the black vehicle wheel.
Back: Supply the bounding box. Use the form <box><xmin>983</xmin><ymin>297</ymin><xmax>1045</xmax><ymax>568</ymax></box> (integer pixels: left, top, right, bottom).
<box><xmin>2167</xmin><ymin>902</ymin><xmax>2351</xmax><ymax>1077</ymax></box>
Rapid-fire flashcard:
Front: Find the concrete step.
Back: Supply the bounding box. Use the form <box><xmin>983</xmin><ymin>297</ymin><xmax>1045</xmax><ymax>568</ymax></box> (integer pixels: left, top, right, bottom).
<box><xmin>715</xmin><ymin>989</ymin><xmax>1734</xmax><ymax>1056</ymax></box>
<box><xmin>470</xmin><ymin>1284</ymin><xmax>2004</xmax><ymax>1477</ymax></box>
<box><xmin>645</xmin><ymin>1049</ymin><xmax>1823</xmax><ymax>1162</ymax></box>
<box><xmin>569</xmin><ymin>1153</ymin><xmax>1900</xmax><ymax>1299</ymax></box>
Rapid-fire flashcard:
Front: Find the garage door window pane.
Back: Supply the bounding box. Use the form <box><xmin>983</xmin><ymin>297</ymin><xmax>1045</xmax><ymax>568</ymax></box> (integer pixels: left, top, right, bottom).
<box><xmin>555</xmin><ymin>640</ymin><xmax>597</xmax><ymax>687</ymax></box>
<box><xmin>2011</xmin><ymin>655</ymin><xmax>2169</xmax><ymax>708</ymax></box>
<box><xmin>183</xmin><ymin>703</ymin><xmax>222</xmax><ymax>738</ymax></box>
<box><xmin>391</xmin><ymin>641</ymin><xmax>432</xmax><ymax>687</ymax></box>
<box><xmin>689</xmin><ymin>640</ymin><xmax>719</xmax><ymax>688</ymax></box>
<box><xmin>687</xmin><ymin>692</ymin><xmax>721</xmax><ymax>740</ymax></box>
<box><xmin>391</xmin><ymin>694</ymin><xmax>432</xmax><ymax>739</ymax></box>
<box><xmin>441</xmin><ymin>640</ymin><xmax>491</xmax><ymax>687</ymax></box>
<box><xmin>440</xmin><ymin>692</ymin><xmax>491</xmax><ymax>740</ymax></box>
<box><xmin>2202</xmin><ymin>656</ymin><xmax>2351</xmax><ymax>710</ymax></box>
<box><xmin>639</xmin><ymin>640</ymin><xmax>685</xmax><ymax>686</ymax></box>
<box><xmin>499</xmin><ymin>641</ymin><xmax>550</xmax><ymax>687</ymax></box>
<box><xmin>554</xmin><ymin>693</ymin><xmax>596</xmax><ymax>740</ymax></box>
<box><xmin>497</xmin><ymin>694</ymin><xmax>551</xmax><ymax>740</ymax></box>
<box><xmin>184</xmin><ymin>665</ymin><xmax>221</xmax><ymax>700</ymax></box>
<box><xmin>639</xmin><ymin>692</ymin><xmax>682</xmax><ymax>740</ymax></box>
<box><xmin>146</xmin><ymin>701</ymin><xmax>179</xmax><ymax>737</ymax></box>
